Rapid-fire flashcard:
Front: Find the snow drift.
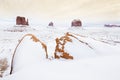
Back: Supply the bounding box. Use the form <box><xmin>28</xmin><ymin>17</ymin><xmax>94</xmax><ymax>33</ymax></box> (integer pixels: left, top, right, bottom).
<box><xmin>54</xmin><ymin>32</ymin><xmax>96</xmax><ymax>59</ymax></box>
<box><xmin>1</xmin><ymin>27</ymin><xmax>120</xmax><ymax>80</ymax></box>
<box><xmin>10</xmin><ymin>34</ymin><xmax>48</xmax><ymax>74</ymax></box>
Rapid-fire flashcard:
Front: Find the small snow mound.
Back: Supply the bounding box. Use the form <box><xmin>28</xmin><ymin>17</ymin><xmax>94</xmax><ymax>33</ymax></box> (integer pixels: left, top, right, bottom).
<box><xmin>10</xmin><ymin>34</ymin><xmax>48</xmax><ymax>74</ymax></box>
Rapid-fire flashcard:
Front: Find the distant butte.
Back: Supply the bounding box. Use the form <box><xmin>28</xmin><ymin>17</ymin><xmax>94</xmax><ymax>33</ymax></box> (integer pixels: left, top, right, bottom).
<box><xmin>16</xmin><ymin>16</ymin><xmax>29</xmax><ymax>26</ymax></box>
<box><xmin>71</xmin><ymin>19</ymin><xmax>82</xmax><ymax>27</ymax></box>
<box><xmin>48</xmin><ymin>22</ymin><xmax>54</xmax><ymax>26</ymax></box>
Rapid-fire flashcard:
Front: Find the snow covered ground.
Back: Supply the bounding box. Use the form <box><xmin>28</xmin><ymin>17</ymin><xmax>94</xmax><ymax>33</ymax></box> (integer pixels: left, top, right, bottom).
<box><xmin>0</xmin><ymin>25</ymin><xmax>120</xmax><ymax>80</ymax></box>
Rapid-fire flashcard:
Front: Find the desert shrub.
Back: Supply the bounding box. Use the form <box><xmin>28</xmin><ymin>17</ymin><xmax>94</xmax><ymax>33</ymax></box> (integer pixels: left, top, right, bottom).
<box><xmin>0</xmin><ymin>58</ymin><xmax>8</xmax><ymax>77</ymax></box>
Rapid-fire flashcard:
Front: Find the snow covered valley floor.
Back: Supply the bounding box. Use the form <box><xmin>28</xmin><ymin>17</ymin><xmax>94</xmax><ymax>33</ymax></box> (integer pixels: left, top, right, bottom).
<box><xmin>0</xmin><ymin>26</ymin><xmax>120</xmax><ymax>80</ymax></box>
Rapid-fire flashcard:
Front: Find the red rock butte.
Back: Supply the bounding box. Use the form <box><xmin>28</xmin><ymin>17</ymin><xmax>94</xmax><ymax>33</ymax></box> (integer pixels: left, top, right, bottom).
<box><xmin>16</xmin><ymin>16</ymin><xmax>29</xmax><ymax>26</ymax></box>
<box><xmin>71</xmin><ymin>19</ymin><xmax>82</xmax><ymax>27</ymax></box>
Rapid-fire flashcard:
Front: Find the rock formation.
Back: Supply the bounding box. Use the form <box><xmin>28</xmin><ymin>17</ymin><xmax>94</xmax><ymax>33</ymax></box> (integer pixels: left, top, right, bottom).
<box><xmin>16</xmin><ymin>16</ymin><xmax>29</xmax><ymax>26</ymax></box>
<box><xmin>71</xmin><ymin>19</ymin><xmax>82</xmax><ymax>27</ymax></box>
<box><xmin>104</xmin><ymin>24</ymin><xmax>120</xmax><ymax>27</ymax></box>
<box><xmin>48</xmin><ymin>22</ymin><xmax>54</xmax><ymax>26</ymax></box>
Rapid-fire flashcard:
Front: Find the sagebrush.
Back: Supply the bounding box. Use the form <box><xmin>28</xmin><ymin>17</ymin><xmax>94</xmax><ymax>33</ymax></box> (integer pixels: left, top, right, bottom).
<box><xmin>0</xmin><ymin>58</ymin><xmax>8</xmax><ymax>77</ymax></box>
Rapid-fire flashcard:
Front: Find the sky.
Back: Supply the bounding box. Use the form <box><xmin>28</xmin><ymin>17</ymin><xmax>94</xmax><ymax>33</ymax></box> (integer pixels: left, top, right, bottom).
<box><xmin>0</xmin><ymin>0</ymin><xmax>120</xmax><ymax>26</ymax></box>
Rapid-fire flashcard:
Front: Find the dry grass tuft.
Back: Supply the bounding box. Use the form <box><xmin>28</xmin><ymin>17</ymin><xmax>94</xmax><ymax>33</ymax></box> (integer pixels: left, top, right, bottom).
<box><xmin>54</xmin><ymin>32</ymin><xmax>93</xmax><ymax>59</ymax></box>
<box><xmin>10</xmin><ymin>34</ymin><xmax>48</xmax><ymax>74</ymax></box>
<box><xmin>54</xmin><ymin>33</ymin><xmax>73</xmax><ymax>59</ymax></box>
<box><xmin>0</xmin><ymin>58</ymin><xmax>8</xmax><ymax>77</ymax></box>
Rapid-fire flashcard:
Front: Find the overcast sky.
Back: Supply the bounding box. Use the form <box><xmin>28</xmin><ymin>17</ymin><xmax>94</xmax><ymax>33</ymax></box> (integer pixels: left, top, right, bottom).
<box><xmin>0</xmin><ymin>0</ymin><xmax>120</xmax><ymax>25</ymax></box>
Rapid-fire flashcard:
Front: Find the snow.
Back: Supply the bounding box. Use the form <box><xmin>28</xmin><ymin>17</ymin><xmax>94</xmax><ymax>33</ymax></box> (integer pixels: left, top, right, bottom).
<box><xmin>11</xmin><ymin>34</ymin><xmax>47</xmax><ymax>74</ymax></box>
<box><xmin>0</xmin><ymin>26</ymin><xmax>120</xmax><ymax>80</ymax></box>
